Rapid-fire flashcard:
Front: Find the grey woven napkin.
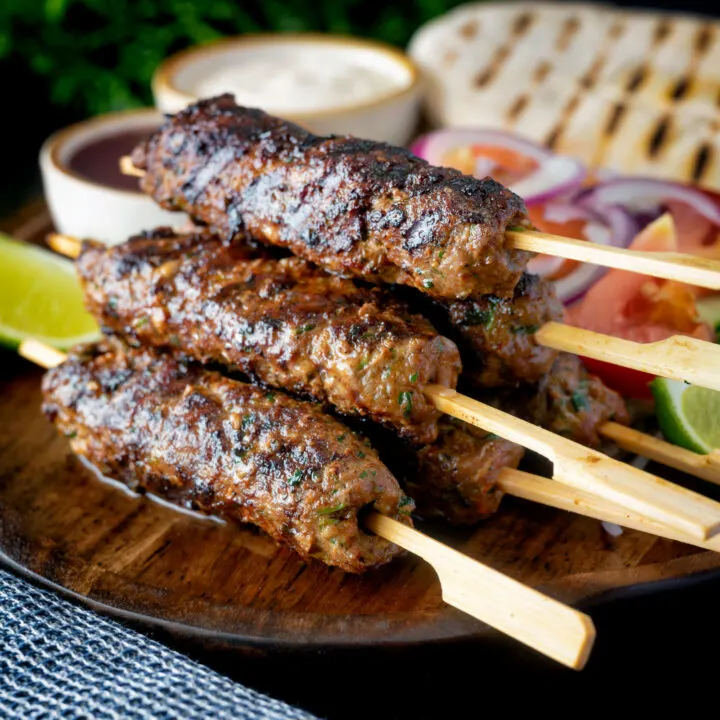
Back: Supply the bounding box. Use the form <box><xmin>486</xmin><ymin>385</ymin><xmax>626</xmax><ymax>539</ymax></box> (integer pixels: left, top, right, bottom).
<box><xmin>0</xmin><ymin>569</ymin><xmax>318</xmax><ymax>720</ymax></box>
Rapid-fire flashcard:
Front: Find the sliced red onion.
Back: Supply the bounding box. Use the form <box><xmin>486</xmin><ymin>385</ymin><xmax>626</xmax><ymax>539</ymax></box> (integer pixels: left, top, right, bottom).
<box><xmin>577</xmin><ymin>178</ymin><xmax>720</xmax><ymax>226</ymax></box>
<box><xmin>409</xmin><ymin>128</ymin><xmax>586</xmax><ymax>206</ymax></box>
<box><xmin>530</xmin><ymin>203</ymin><xmax>638</xmax><ymax>305</ymax></box>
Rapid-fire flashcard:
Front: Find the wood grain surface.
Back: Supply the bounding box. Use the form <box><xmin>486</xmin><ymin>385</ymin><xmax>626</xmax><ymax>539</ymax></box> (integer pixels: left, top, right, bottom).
<box><xmin>2</xmin><ymin>204</ymin><xmax>720</xmax><ymax>652</ymax></box>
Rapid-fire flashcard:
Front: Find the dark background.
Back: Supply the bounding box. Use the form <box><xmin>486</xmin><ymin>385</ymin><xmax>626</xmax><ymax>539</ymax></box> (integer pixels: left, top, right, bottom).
<box><xmin>3</xmin><ymin>0</ymin><xmax>720</xmax><ymax>712</ymax></box>
<box><xmin>2</xmin><ymin>0</ymin><xmax>719</xmax><ymax>214</ymax></box>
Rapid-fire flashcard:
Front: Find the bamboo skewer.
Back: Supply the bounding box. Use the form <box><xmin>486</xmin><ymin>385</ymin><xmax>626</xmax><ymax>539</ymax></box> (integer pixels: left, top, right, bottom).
<box><xmin>537</xmin><ymin>322</ymin><xmax>720</xmax><ymax>393</ymax></box>
<box><xmin>498</xmin><ymin>469</ymin><xmax>720</xmax><ymax>552</ymax></box>
<box><xmin>426</xmin><ymin>385</ymin><xmax>720</xmax><ymax>541</ymax></box>
<box><xmin>119</xmin><ymin>157</ymin><xmax>720</xmax><ymax>290</ymax></box>
<box><xmin>506</xmin><ymin>228</ymin><xmax>720</xmax><ymax>291</ymax></box>
<box><xmin>365</xmin><ymin>513</ymin><xmax>595</xmax><ymax>668</ymax></box>
<box><xmin>45</xmin><ymin>232</ymin><xmax>720</xmax><ymax>540</ymax></box>
<box><xmin>19</xmin><ymin>339</ymin><xmax>595</xmax><ymax>670</ymax></box>
<box><xmin>599</xmin><ymin>422</ymin><xmax>720</xmax><ymax>486</ymax></box>
<box><xmin>120</xmin><ymin>156</ymin><xmax>144</xmax><ymax>177</ymax></box>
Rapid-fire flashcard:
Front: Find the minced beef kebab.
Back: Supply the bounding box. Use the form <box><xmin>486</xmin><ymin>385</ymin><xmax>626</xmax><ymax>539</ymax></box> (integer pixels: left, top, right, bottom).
<box><xmin>131</xmin><ymin>94</ymin><xmax>533</xmax><ymax>301</ymax></box>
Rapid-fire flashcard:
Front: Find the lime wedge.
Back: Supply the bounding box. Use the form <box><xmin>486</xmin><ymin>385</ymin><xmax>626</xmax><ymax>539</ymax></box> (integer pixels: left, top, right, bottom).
<box><xmin>651</xmin><ymin>377</ymin><xmax>720</xmax><ymax>454</ymax></box>
<box><xmin>0</xmin><ymin>233</ymin><xmax>99</xmax><ymax>350</ymax></box>
<box><xmin>696</xmin><ymin>295</ymin><xmax>720</xmax><ymax>339</ymax></box>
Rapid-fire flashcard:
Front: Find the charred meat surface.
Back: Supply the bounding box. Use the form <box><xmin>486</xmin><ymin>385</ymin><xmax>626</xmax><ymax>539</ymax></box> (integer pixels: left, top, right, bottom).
<box><xmin>482</xmin><ymin>353</ymin><xmax>629</xmax><ymax>448</ymax></box>
<box><xmin>77</xmin><ymin>229</ymin><xmax>461</xmax><ymax>445</ymax></box>
<box><xmin>132</xmin><ymin>94</ymin><xmax>533</xmax><ymax>300</ymax></box>
<box><xmin>441</xmin><ymin>274</ymin><xmax>564</xmax><ymax>388</ymax></box>
<box><xmin>41</xmin><ymin>341</ymin><xmax>413</xmax><ymax>573</ymax></box>
<box><xmin>529</xmin><ymin>353</ymin><xmax>629</xmax><ymax>447</ymax></box>
<box><xmin>405</xmin><ymin>419</ymin><xmax>524</xmax><ymax>525</ymax></box>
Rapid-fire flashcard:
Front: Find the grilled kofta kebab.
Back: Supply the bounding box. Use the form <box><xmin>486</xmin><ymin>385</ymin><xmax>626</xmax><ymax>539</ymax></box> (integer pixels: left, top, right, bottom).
<box><xmin>42</xmin><ymin>340</ymin><xmax>412</xmax><ymax>573</ymax></box>
<box><xmin>43</xmin><ymin>338</ymin><xmax>523</xmax><ymax>546</ymax></box>
<box><xmin>74</xmin><ymin>230</ymin><xmax>524</xmax><ymax>524</ymax></box>
<box><xmin>75</xmin><ymin>228</ymin><xmax>624</xmax><ymax>446</ymax></box>
<box><xmin>71</xmin><ymin>228</ymin><xmax>625</xmax><ymax>524</ymax></box>
<box><xmin>130</xmin><ymin>94</ymin><xmax>533</xmax><ymax>301</ymax></box>
<box><xmin>76</xmin><ymin>228</ymin><xmax>461</xmax><ymax>446</ymax></box>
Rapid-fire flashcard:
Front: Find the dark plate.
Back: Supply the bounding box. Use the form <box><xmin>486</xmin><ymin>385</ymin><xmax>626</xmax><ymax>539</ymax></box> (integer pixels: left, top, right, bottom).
<box><xmin>3</xmin><ymin>354</ymin><xmax>720</xmax><ymax>653</ymax></box>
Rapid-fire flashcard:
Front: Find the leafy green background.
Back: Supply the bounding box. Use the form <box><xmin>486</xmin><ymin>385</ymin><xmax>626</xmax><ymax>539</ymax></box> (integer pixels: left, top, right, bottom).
<box><xmin>0</xmin><ymin>0</ymin><xmax>467</xmax><ymax>214</ymax></box>
<box><xmin>1</xmin><ymin>0</ymin><xmax>467</xmax><ymax>116</ymax></box>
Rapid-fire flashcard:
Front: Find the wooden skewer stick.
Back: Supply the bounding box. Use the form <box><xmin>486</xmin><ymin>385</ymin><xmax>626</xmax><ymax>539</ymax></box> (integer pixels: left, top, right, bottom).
<box><xmin>19</xmin><ymin>339</ymin><xmax>67</xmax><ymax>368</ymax></box>
<box><xmin>48</xmin><ymin>232</ymin><xmax>82</xmax><ymax>259</ymax></box>
<box><xmin>498</xmin><ymin>468</ymin><xmax>720</xmax><ymax>552</ymax></box>
<box><xmin>365</xmin><ymin>513</ymin><xmax>595</xmax><ymax>668</ymax></box>
<box><xmin>537</xmin><ymin>322</ymin><xmax>720</xmax><ymax>393</ymax></box>
<box><xmin>45</xmin><ymin>231</ymin><xmax>720</xmax><ymax>539</ymax></box>
<box><xmin>118</xmin><ymin>157</ymin><xmax>720</xmax><ymax>291</ymax></box>
<box><xmin>120</xmin><ymin>155</ymin><xmax>144</xmax><ymax>177</ymax></box>
<box><xmin>600</xmin><ymin>422</ymin><xmax>720</xmax><ymax>486</ymax></box>
<box><xmin>425</xmin><ymin>385</ymin><xmax>720</xmax><ymax>541</ymax></box>
<box><xmin>19</xmin><ymin>339</ymin><xmax>595</xmax><ymax>670</ymax></box>
<box><xmin>506</xmin><ymin>228</ymin><xmax>720</xmax><ymax>291</ymax></box>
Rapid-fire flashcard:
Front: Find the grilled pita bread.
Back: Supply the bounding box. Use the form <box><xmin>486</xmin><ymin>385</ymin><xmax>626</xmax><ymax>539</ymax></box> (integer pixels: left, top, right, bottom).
<box><xmin>409</xmin><ymin>2</ymin><xmax>720</xmax><ymax>190</ymax></box>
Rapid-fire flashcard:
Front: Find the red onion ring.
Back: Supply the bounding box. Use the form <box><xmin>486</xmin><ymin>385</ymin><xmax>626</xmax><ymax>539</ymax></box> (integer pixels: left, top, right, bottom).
<box><xmin>409</xmin><ymin>129</ymin><xmax>586</xmax><ymax>206</ymax></box>
<box><xmin>577</xmin><ymin>178</ymin><xmax>720</xmax><ymax>226</ymax></box>
<box><xmin>529</xmin><ymin>202</ymin><xmax>638</xmax><ymax>305</ymax></box>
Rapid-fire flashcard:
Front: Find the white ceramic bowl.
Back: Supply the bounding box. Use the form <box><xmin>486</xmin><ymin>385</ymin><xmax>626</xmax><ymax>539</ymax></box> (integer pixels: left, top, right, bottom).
<box><xmin>40</xmin><ymin>109</ymin><xmax>181</xmax><ymax>245</ymax></box>
<box><xmin>152</xmin><ymin>34</ymin><xmax>422</xmax><ymax>146</ymax></box>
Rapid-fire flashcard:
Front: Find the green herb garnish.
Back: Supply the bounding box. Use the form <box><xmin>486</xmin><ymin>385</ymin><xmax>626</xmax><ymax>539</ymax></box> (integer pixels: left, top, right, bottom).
<box><xmin>64</xmin><ymin>430</ymin><xmax>77</xmax><ymax>439</ymax></box>
<box><xmin>266</xmin><ymin>391</ymin><xmax>276</xmax><ymax>401</ymax></box>
<box><xmin>358</xmin><ymin>357</ymin><xmax>369</xmax><ymax>370</ymax></box>
<box><xmin>337</xmin><ymin>434</ymin><xmax>346</xmax><ymax>442</ymax></box>
<box><xmin>409</xmin><ymin>372</ymin><xmax>418</xmax><ymax>383</ymax></box>
<box><xmin>571</xmin><ymin>392</ymin><xmax>588</xmax><ymax>412</ymax></box>
<box><xmin>318</xmin><ymin>503</ymin><xmax>347</xmax><ymax>516</ymax></box>
<box><xmin>242</xmin><ymin>414</ymin><xmax>255</xmax><ymax>429</ymax></box>
<box><xmin>464</xmin><ymin>306</ymin><xmax>494</xmax><ymax>328</ymax></box>
<box><xmin>512</xmin><ymin>324</ymin><xmax>540</xmax><ymax>334</ymax></box>
<box><xmin>134</xmin><ymin>316</ymin><xmax>149</xmax><ymax>328</ymax></box>
<box><xmin>398</xmin><ymin>391</ymin><xmax>413</xmax><ymax>418</ymax></box>
<box><xmin>288</xmin><ymin>469</ymin><xmax>303</xmax><ymax>486</ymax></box>
<box><xmin>295</xmin><ymin>323</ymin><xmax>316</xmax><ymax>335</ymax></box>
<box><xmin>423</xmin><ymin>279</ymin><xmax>434</xmax><ymax>289</ymax></box>
<box><xmin>360</xmin><ymin>470</ymin><xmax>368</xmax><ymax>478</ymax></box>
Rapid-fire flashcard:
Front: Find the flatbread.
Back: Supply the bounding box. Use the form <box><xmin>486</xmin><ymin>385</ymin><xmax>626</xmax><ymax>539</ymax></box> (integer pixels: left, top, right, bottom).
<box><xmin>409</xmin><ymin>2</ymin><xmax>720</xmax><ymax>190</ymax></box>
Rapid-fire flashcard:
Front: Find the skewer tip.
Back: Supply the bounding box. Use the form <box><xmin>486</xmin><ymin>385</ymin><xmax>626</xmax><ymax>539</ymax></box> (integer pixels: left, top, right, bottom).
<box><xmin>47</xmin><ymin>233</ymin><xmax>82</xmax><ymax>259</ymax></box>
<box><xmin>119</xmin><ymin>156</ymin><xmax>145</xmax><ymax>177</ymax></box>
<box><xmin>18</xmin><ymin>339</ymin><xmax>67</xmax><ymax>369</ymax></box>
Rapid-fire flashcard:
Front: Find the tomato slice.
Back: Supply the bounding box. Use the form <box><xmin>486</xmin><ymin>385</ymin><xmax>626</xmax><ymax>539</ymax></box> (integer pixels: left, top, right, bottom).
<box><xmin>442</xmin><ymin>145</ymin><xmax>538</xmax><ymax>187</ymax></box>
<box><xmin>581</xmin><ymin>358</ymin><xmax>655</xmax><ymax>400</ymax></box>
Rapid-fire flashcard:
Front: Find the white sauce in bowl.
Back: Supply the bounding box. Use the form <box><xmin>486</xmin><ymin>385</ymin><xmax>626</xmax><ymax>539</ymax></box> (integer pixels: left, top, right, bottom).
<box><xmin>194</xmin><ymin>56</ymin><xmax>400</xmax><ymax>113</ymax></box>
<box><xmin>172</xmin><ymin>40</ymin><xmax>413</xmax><ymax>116</ymax></box>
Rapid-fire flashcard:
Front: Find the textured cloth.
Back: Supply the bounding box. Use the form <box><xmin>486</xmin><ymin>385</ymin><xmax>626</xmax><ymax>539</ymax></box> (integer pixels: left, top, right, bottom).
<box><xmin>0</xmin><ymin>569</ymin><xmax>318</xmax><ymax>720</ymax></box>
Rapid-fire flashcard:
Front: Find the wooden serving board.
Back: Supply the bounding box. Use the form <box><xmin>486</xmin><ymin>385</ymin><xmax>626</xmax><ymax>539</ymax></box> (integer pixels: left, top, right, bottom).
<box><xmin>3</xmin><ymin>204</ymin><xmax>720</xmax><ymax>653</ymax></box>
